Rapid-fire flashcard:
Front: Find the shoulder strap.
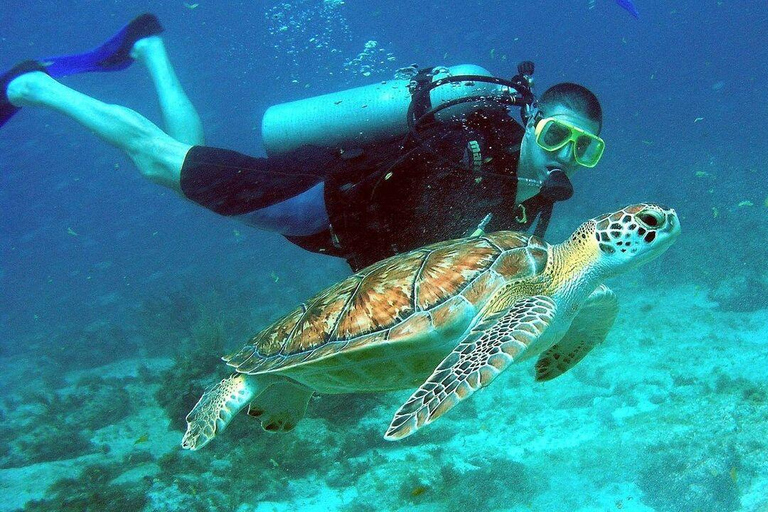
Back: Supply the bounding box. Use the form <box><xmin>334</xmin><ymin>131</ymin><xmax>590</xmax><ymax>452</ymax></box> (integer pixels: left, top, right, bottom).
<box><xmin>408</xmin><ymin>66</ymin><xmax>436</xmax><ymax>125</ymax></box>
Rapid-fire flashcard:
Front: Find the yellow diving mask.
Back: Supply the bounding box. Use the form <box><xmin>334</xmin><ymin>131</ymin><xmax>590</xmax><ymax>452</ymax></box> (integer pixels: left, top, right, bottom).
<box><xmin>534</xmin><ymin>116</ymin><xmax>605</xmax><ymax>168</ymax></box>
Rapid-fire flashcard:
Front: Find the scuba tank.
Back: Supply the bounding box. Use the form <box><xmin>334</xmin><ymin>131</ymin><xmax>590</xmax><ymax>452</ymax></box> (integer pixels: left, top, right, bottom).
<box><xmin>261</xmin><ymin>64</ymin><xmax>531</xmax><ymax>157</ymax></box>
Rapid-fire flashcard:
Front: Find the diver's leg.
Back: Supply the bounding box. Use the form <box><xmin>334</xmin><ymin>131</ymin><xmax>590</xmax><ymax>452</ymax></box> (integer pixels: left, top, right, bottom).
<box><xmin>6</xmin><ymin>71</ymin><xmax>189</xmax><ymax>191</ymax></box>
<box><xmin>0</xmin><ymin>13</ymin><xmax>164</xmax><ymax>127</ymax></box>
<box><xmin>131</xmin><ymin>36</ymin><xmax>205</xmax><ymax>146</ymax></box>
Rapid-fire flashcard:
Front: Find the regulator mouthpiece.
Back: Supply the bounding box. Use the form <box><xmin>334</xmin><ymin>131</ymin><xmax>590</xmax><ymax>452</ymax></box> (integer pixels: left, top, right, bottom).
<box><xmin>540</xmin><ymin>169</ymin><xmax>573</xmax><ymax>202</ymax></box>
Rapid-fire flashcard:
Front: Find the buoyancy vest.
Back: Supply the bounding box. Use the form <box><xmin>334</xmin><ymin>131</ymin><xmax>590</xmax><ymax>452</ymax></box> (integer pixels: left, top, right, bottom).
<box><xmin>286</xmin><ymin>108</ymin><xmax>554</xmax><ymax>271</ymax></box>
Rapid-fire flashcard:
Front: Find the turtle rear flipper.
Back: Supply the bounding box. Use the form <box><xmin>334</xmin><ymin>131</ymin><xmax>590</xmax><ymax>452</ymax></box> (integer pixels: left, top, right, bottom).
<box><xmin>247</xmin><ymin>380</ymin><xmax>313</xmax><ymax>432</ymax></box>
<box><xmin>182</xmin><ymin>373</ymin><xmax>261</xmax><ymax>450</ymax></box>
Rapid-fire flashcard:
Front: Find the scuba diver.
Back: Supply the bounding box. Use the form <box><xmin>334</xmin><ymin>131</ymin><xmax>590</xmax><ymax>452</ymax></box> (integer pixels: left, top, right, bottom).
<box><xmin>1</xmin><ymin>14</ymin><xmax>604</xmax><ymax>271</ymax></box>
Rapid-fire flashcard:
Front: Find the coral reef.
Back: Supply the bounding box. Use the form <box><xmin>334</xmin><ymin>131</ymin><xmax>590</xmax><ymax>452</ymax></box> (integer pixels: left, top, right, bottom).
<box><xmin>154</xmin><ymin>317</ymin><xmax>228</xmax><ymax>431</ymax></box>
<box><xmin>708</xmin><ymin>274</ymin><xmax>768</xmax><ymax>312</ymax></box>
<box><xmin>638</xmin><ymin>444</ymin><xmax>741</xmax><ymax>512</ymax></box>
<box><xmin>22</xmin><ymin>460</ymin><xmax>151</xmax><ymax>512</ymax></box>
<box><xmin>1</xmin><ymin>375</ymin><xmax>133</xmax><ymax>468</ymax></box>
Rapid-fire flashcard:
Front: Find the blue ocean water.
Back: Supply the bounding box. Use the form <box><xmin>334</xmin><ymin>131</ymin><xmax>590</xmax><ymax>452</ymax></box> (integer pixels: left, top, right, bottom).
<box><xmin>0</xmin><ymin>1</ymin><xmax>766</xmax><ymax>511</ymax></box>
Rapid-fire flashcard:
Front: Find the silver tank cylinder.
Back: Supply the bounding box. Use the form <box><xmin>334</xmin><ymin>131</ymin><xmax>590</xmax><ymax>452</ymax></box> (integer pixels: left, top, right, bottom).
<box><xmin>261</xmin><ymin>64</ymin><xmax>509</xmax><ymax>156</ymax></box>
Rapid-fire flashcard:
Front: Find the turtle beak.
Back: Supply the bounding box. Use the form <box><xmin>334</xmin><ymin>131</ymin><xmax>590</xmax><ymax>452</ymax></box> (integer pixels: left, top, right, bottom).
<box><xmin>663</xmin><ymin>208</ymin><xmax>681</xmax><ymax>240</ymax></box>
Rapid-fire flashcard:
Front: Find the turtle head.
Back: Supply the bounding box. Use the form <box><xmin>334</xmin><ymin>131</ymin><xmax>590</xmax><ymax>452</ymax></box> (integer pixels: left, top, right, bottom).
<box><xmin>587</xmin><ymin>203</ymin><xmax>680</xmax><ymax>275</ymax></box>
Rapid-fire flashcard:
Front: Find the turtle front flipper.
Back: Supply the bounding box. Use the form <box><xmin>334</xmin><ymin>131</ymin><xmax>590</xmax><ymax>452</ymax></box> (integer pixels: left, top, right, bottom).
<box><xmin>535</xmin><ymin>285</ymin><xmax>618</xmax><ymax>382</ymax></box>
<box><xmin>385</xmin><ymin>296</ymin><xmax>557</xmax><ymax>440</ymax></box>
<box><xmin>182</xmin><ymin>373</ymin><xmax>260</xmax><ymax>450</ymax></box>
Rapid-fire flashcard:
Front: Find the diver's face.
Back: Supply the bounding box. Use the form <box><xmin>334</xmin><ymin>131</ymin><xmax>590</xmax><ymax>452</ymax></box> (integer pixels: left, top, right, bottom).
<box><xmin>519</xmin><ymin>104</ymin><xmax>601</xmax><ymax>183</ymax></box>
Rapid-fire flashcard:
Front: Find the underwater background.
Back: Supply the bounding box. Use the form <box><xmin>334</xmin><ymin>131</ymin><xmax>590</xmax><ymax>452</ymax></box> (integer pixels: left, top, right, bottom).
<box><xmin>1</xmin><ymin>1</ymin><xmax>766</xmax><ymax>510</ymax></box>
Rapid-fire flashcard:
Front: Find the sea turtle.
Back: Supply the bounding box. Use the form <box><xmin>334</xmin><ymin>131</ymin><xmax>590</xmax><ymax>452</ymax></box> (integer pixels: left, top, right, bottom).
<box><xmin>182</xmin><ymin>203</ymin><xmax>680</xmax><ymax>450</ymax></box>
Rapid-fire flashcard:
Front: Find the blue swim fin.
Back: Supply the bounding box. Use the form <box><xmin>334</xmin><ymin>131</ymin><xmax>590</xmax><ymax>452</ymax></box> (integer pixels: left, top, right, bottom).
<box><xmin>615</xmin><ymin>0</ymin><xmax>640</xmax><ymax>18</ymax></box>
<box><xmin>0</xmin><ymin>60</ymin><xmax>48</xmax><ymax>128</ymax></box>
<box><xmin>1</xmin><ymin>13</ymin><xmax>163</xmax><ymax>127</ymax></box>
<box><xmin>42</xmin><ymin>13</ymin><xmax>164</xmax><ymax>78</ymax></box>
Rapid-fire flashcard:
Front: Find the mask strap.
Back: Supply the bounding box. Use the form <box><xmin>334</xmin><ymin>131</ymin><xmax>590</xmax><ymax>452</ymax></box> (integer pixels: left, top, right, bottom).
<box><xmin>522</xmin><ymin>104</ymin><xmax>539</xmax><ymax>127</ymax></box>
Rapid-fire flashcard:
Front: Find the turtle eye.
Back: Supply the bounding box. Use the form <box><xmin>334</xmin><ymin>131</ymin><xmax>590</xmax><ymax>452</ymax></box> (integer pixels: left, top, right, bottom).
<box><xmin>637</xmin><ymin>210</ymin><xmax>664</xmax><ymax>229</ymax></box>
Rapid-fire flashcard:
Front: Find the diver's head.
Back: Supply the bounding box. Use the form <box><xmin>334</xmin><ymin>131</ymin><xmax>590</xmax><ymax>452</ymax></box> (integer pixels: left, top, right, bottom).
<box><xmin>536</xmin><ymin>82</ymin><xmax>603</xmax><ymax>132</ymax></box>
<box><xmin>517</xmin><ymin>83</ymin><xmax>603</xmax><ymax>202</ymax></box>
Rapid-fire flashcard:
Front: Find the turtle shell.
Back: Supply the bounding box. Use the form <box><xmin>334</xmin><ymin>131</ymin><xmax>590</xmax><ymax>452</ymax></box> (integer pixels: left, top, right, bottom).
<box><xmin>223</xmin><ymin>231</ymin><xmax>548</xmax><ymax>378</ymax></box>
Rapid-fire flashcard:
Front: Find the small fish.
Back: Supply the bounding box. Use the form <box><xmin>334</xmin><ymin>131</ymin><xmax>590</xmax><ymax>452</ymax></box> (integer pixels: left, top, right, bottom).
<box><xmin>616</xmin><ymin>0</ymin><xmax>640</xmax><ymax>18</ymax></box>
<box><xmin>134</xmin><ymin>433</ymin><xmax>150</xmax><ymax>444</ymax></box>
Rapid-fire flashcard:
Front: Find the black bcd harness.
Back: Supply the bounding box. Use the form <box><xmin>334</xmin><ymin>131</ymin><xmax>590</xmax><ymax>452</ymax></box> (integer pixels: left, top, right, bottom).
<box><xmin>399</xmin><ymin>63</ymin><xmax>572</xmax><ymax>239</ymax></box>
<box><xmin>287</xmin><ymin>62</ymin><xmax>573</xmax><ymax>269</ymax></box>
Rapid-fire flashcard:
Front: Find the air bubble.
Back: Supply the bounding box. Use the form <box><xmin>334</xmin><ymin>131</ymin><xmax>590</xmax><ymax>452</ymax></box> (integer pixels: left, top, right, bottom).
<box><xmin>266</xmin><ymin>1</ymin><xmax>397</xmax><ymax>86</ymax></box>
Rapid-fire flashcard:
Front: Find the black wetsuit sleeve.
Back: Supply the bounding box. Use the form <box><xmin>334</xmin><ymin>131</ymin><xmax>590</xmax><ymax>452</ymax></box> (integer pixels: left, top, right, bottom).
<box><xmin>179</xmin><ymin>146</ymin><xmax>336</xmax><ymax>216</ymax></box>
